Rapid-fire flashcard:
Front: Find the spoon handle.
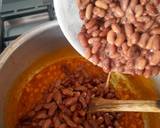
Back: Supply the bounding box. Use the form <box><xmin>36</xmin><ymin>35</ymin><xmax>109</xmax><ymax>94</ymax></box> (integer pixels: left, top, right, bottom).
<box><xmin>89</xmin><ymin>98</ymin><xmax>160</xmax><ymax>113</ymax></box>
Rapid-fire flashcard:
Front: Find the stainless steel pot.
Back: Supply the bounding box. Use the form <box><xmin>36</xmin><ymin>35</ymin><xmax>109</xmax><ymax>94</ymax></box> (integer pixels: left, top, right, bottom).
<box><xmin>0</xmin><ymin>21</ymin><xmax>160</xmax><ymax>128</ymax></box>
<box><xmin>0</xmin><ymin>21</ymin><xmax>71</xmax><ymax>127</ymax></box>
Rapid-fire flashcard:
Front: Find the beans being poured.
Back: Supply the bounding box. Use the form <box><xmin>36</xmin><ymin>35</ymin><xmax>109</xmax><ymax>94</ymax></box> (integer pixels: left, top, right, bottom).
<box><xmin>77</xmin><ymin>0</ymin><xmax>160</xmax><ymax>77</ymax></box>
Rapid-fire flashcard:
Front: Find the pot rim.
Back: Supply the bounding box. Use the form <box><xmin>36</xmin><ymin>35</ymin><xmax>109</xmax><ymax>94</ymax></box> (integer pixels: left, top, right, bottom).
<box><xmin>0</xmin><ymin>21</ymin><xmax>58</xmax><ymax>70</ymax></box>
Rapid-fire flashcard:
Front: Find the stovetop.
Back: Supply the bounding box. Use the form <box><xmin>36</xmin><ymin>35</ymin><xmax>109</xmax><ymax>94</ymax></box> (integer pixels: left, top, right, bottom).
<box><xmin>0</xmin><ymin>0</ymin><xmax>55</xmax><ymax>52</ymax></box>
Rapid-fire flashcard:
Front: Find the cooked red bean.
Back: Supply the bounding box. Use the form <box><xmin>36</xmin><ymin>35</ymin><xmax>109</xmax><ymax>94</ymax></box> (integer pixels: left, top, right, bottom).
<box><xmin>42</xmin><ymin>119</ymin><xmax>52</xmax><ymax>128</ymax></box>
<box><xmin>150</xmin><ymin>51</ymin><xmax>160</xmax><ymax>66</ymax></box>
<box><xmin>35</xmin><ymin>110</ymin><xmax>48</xmax><ymax>119</ymax></box>
<box><xmin>120</xmin><ymin>0</ymin><xmax>129</xmax><ymax>11</ymax></box>
<box><xmin>53</xmin><ymin>115</ymin><xmax>61</xmax><ymax>128</ymax></box>
<box><xmin>63</xmin><ymin>96</ymin><xmax>78</xmax><ymax>106</ymax></box>
<box><xmin>16</xmin><ymin>58</ymin><xmax>144</xmax><ymax>128</ymax></box>
<box><xmin>135</xmin><ymin>4</ymin><xmax>144</xmax><ymax>17</ymax></box>
<box><xmin>48</xmin><ymin>102</ymin><xmax>57</xmax><ymax>116</ymax></box>
<box><xmin>62</xmin><ymin>113</ymin><xmax>77</xmax><ymax>127</ymax></box>
<box><xmin>85</xmin><ymin>4</ymin><xmax>93</xmax><ymax>20</ymax></box>
<box><xmin>62</xmin><ymin>88</ymin><xmax>74</xmax><ymax>96</ymax></box>
<box><xmin>59</xmin><ymin>123</ymin><xmax>67</xmax><ymax>128</ymax></box>
<box><xmin>53</xmin><ymin>89</ymin><xmax>62</xmax><ymax>104</ymax></box>
<box><xmin>93</xmin><ymin>7</ymin><xmax>106</xmax><ymax>18</ymax></box>
<box><xmin>135</xmin><ymin>57</ymin><xmax>147</xmax><ymax>70</ymax></box>
<box><xmin>78</xmin><ymin>32</ymin><xmax>89</xmax><ymax>47</ymax></box>
<box><xmin>76</xmin><ymin>0</ymin><xmax>160</xmax><ymax>77</ymax></box>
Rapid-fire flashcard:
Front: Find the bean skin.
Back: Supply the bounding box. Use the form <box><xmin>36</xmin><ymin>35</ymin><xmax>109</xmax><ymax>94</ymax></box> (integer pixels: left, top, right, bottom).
<box><xmin>92</xmin><ymin>30</ymin><xmax>100</xmax><ymax>37</ymax></box>
<box><xmin>62</xmin><ymin>88</ymin><xmax>74</xmax><ymax>96</ymax></box>
<box><xmin>111</xmin><ymin>23</ymin><xmax>121</xmax><ymax>34</ymax></box>
<box><xmin>135</xmin><ymin>5</ymin><xmax>144</xmax><ymax>17</ymax></box>
<box><xmin>151</xmin><ymin>27</ymin><xmax>160</xmax><ymax>35</ymax></box>
<box><xmin>140</xmin><ymin>0</ymin><xmax>148</xmax><ymax>5</ymax></box>
<box><xmin>62</xmin><ymin>113</ymin><xmax>77</xmax><ymax>127</ymax></box>
<box><xmin>42</xmin><ymin>119</ymin><xmax>52</xmax><ymax>128</ymax></box>
<box><xmin>129</xmin><ymin>0</ymin><xmax>138</xmax><ymax>9</ymax></box>
<box><xmin>146</xmin><ymin>35</ymin><xmax>154</xmax><ymax>50</ymax></box>
<box><xmin>53</xmin><ymin>89</ymin><xmax>62</xmax><ymax>104</ymax></box>
<box><xmin>115</xmin><ymin>33</ymin><xmax>125</xmax><ymax>47</ymax></box>
<box><xmin>113</xmin><ymin>6</ymin><xmax>124</xmax><ymax>18</ymax></box>
<box><xmin>77</xmin><ymin>0</ymin><xmax>90</xmax><ymax>10</ymax></box>
<box><xmin>35</xmin><ymin>111</ymin><xmax>48</xmax><ymax>119</ymax></box>
<box><xmin>92</xmin><ymin>42</ymin><xmax>101</xmax><ymax>54</ymax></box>
<box><xmin>84</xmin><ymin>47</ymin><xmax>92</xmax><ymax>59</ymax></box>
<box><xmin>146</xmin><ymin>3</ymin><xmax>158</xmax><ymax>16</ymax></box>
<box><xmin>150</xmin><ymin>51</ymin><xmax>160</xmax><ymax>66</ymax></box>
<box><xmin>107</xmin><ymin>30</ymin><xmax>116</xmax><ymax>44</ymax></box>
<box><xmin>99</xmin><ymin>28</ymin><xmax>110</xmax><ymax>37</ymax></box>
<box><xmin>124</xmin><ymin>23</ymin><xmax>134</xmax><ymax>39</ymax></box>
<box><xmin>63</xmin><ymin>97</ymin><xmax>78</xmax><ymax>107</ymax></box>
<box><xmin>87</xmin><ymin>25</ymin><xmax>98</xmax><ymax>34</ymax></box>
<box><xmin>78</xmin><ymin>33</ymin><xmax>88</xmax><ymax>47</ymax></box>
<box><xmin>85</xmin><ymin>19</ymin><xmax>97</xmax><ymax>29</ymax></box>
<box><xmin>152</xmin><ymin>35</ymin><xmax>160</xmax><ymax>51</ymax></box>
<box><xmin>138</xmin><ymin>33</ymin><xmax>150</xmax><ymax>48</ymax></box>
<box><xmin>93</xmin><ymin>7</ymin><xmax>106</xmax><ymax>18</ymax></box>
<box><xmin>88</xmin><ymin>37</ymin><xmax>100</xmax><ymax>44</ymax></box>
<box><xmin>48</xmin><ymin>103</ymin><xmax>57</xmax><ymax>116</ymax></box>
<box><xmin>53</xmin><ymin>115</ymin><xmax>61</xmax><ymax>128</ymax></box>
<box><xmin>86</xmin><ymin>4</ymin><xmax>94</xmax><ymax>20</ymax></box>
<box><xmin>95</xmin><ymin>0</ymin><xmax>108</xmax><ymax>10</ymax></box>
<box><xmin>89</xmin><ymin>54</ymin><xmax>99</xmax><ymax>65</ymax></box>
<box><xmin>59</xmin><ymin>124</ymin><xmax>67</xmax><ymax>128</ymax></box>
<box><xmin>130</xmin><ymin>32</ymin><xmax>140</xmax><ymax>45</ymax></box>
<box><xmin>120</xmin><ymin>0</ymin><xmax>129</xmax><ymax>11</ymax></box>
<box><xmin>135</xmin><ymin>57</ymin><xmax>147</xmax><ymax>70</ymax></box>
<box><xmin>126</xmin><ymin>7</ymin><xmax>136</xmax><ymax>23</ymax></box>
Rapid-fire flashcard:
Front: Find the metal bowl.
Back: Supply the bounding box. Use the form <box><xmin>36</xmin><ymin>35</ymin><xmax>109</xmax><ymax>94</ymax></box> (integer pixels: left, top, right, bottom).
<box><xmin>0</xmin><ymin>21</ymin><xmax>160</xmax><ymax>128</ymax></box>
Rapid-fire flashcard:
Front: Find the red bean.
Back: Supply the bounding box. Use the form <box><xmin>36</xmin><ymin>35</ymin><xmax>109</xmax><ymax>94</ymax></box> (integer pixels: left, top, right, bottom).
<box><xmin>42</xmin><ymin>119</ymin><xmax>52</xmax><ymax>128</ymax></box>
<box><xmin>53</xmin><ymin>89</ymin><xmax>62</xmax><ymax>104</ymax></box>
<box><xmin>135</xmin><ymin>57</ymin><xmax>147</xmax><ymax>70</ymax></box>
<box><xmin>53</xmin><ymin>115</ymin><xmax>61</xmax><ymax>128</ymax></box>
<box><xmin>35</xmin><ymin>110</ymin><xmax>48</xmax><ymax>119</ymax></box>
<box><xmin>63</xmin><ymin>97</ymin><xmax>78</xmax><ymax>107</ymax></box>
<box><xmin>78</xmin><ymin>32</ymin><xmax>88</xmax><ymax>47</ymax></box>
<box><xmin>150</xmin><ymin>51</ymin><xmax>160</xmax><ymax>66</ymax></box>
<box><xmin>59</xmin><ymin>123</ymin><xmax>67</xmax><ymax>128</ymax></box>
<box><xmin>62</xmin><ymin>88</ymin><xmax>74</xmax><ymax>96</ymax></box>
<box><xmin>62</xmin><ymin>113</ymin><xmax>77</xmax><ymax>127</ymax></box>
<box><xmin>48</xmin><ymin>102</ymin><xmax>57</xmax><ymax>116</ymax></box>
<box><xmin>92</xmin><ymin>42</ymin><xmax>101</xmax><ymax>54</ymax></box>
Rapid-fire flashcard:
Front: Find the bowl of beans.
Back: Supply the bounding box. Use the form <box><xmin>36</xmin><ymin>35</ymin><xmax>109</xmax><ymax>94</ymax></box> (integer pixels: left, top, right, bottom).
<box><xmin>55</xmin><ymin>0</ymin><xmax>160</xmax><ymax>78</ymax></box>
<box><xmin>0</xmin><ymin>21</ymin><xmax>160</xmax><ymax>128</ymax></box>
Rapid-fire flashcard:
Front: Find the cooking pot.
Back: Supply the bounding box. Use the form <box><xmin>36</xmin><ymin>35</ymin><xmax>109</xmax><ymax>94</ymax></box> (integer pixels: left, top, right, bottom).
<box><xmin>0</xmin><ymin>21</ymin><xmax>72</xmax><ymax>127</ymax></box>
<box><xmin>0</xmin><ymin>21</ymin><xmax>160</xmax><ymax>128</ymax></box>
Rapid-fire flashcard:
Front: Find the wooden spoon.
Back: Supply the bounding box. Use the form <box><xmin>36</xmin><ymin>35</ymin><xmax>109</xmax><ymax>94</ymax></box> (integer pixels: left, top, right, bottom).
<box><xmin>89</xmin><ymin>98</ymin><xmax>160</xmax><ymax>113</ymax></box>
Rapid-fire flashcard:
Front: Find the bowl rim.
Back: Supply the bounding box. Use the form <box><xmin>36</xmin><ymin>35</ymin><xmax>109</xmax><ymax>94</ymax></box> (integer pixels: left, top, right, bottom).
<box><xmin>54</xmin><ymin>0</ymin><xmax>85</xmax><ymax>57</ymax></box>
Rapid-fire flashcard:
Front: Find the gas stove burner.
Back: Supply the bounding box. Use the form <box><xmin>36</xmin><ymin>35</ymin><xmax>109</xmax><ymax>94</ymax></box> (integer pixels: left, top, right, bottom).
<box><xmin>0</xmin><ymin>0</ymin><xmax>55</xmax><ymax>52</ymax></box>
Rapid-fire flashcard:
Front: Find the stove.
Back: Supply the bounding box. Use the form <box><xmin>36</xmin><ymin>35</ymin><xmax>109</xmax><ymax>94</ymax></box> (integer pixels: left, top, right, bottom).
<box><xmin>0</xmin><ymin>0</ymin><xmax>55</xmax><ymax>52</ymax></box>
